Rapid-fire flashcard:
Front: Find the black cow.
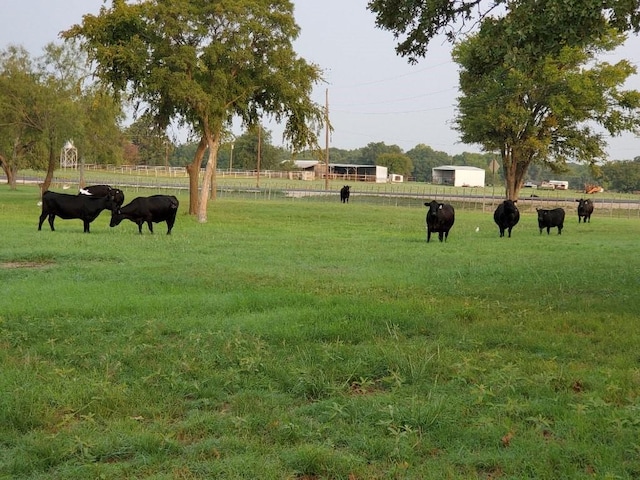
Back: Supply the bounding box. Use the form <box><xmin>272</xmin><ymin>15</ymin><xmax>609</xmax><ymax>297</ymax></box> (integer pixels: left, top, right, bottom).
<box><xmin>493</xmin><ymin>200</ymin><xmax>520</xmax><ymax>238</ymax></box>
<box><xmin>537</xmin><ymin>207</ymin><xmax>565</xmax><ymax>235</ymax></box>
<box><xmin>79</xmin><ymin>184</ymin><xmax>125</xmax><ymax>210</ymax></box>
<box><xmin>424</xmin><ymin>200</ymin><xmax>455</xmax><ymax>242</ymax></box>
<box><xmin>110</xmin><ymin>195</ymin><xmax>179</xmax><ymax>234</ymax></box>
<box><xmin>38</xmin><ymin>191</ymin><xmax>115</xmax><ymax>233</ymax></box>
<box><xmin>340</xmin><ymin>185</ymin><xmax>350</xmax><ymax>203</ymax></box>
<box><xmin>575</xmin><ymin>198</ymin><xmax>594</xmax><ymax>223</ymax></box>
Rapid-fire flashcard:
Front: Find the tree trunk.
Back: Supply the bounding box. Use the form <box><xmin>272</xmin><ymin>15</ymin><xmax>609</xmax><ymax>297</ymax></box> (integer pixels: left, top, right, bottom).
<box><xmin>197</xmin><ymin>130</ymin><xmax>220</xmax><ymax>223</ymax></box>
<box><xmin>502</xmin><ymin>146</ymin><xmax>517</xmax><ymax>200</ymax></box>
<box><xmin>185</xmin><ymin>136</ymin><xmax>208</xmax><ymax>215</ymax></box>
<box><xmin>9</xmin><ymin>165</ymin><xmax>18</xmax><ymax>190</ymax></box>
<box><xmin>41</xmin><ymin>143</ymin><xmax>57</xmax><ymax>193</ymax></box>
<box><xmin>0</xmin><ymin>154</ymin><xmax>16</xmax><ymax>188</ymax></box>
<box><xmin>501</xmin><ymin>145</ymin><xmax>531</xmax><ymax>201</ymax></box>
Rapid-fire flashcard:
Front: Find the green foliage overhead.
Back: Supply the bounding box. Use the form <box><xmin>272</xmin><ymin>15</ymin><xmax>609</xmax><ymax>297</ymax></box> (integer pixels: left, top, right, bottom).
<box><xmin>367</xmin><ymin>0</ymin><xmax>640</xmax><ymax>63</ymax></box>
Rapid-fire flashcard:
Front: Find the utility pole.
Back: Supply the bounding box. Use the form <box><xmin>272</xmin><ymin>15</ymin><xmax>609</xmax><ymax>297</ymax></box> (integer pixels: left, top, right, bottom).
<box><xmin>325</xmin><ymin>88</ymin><xmax>330</xmax><ymax>191</ymax></box>
<box><xmin>256</xmin><ymin>125</ymin><xmax>261</xmax><ymax>188</ymax></box>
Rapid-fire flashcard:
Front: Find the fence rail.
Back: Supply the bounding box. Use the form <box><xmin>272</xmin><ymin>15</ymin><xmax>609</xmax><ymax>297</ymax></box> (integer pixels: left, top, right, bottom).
<box><xmin>6</xmin><ymin>167</ymin><xmax>640</xmax><ymax>218</ymax></box>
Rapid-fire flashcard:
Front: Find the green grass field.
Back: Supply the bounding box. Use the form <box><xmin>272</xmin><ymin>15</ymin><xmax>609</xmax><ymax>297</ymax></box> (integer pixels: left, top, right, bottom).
<box><xmin>1</xmin><ymin>186</ymin><xmax>640</xmax><ymax>479</ymax></box>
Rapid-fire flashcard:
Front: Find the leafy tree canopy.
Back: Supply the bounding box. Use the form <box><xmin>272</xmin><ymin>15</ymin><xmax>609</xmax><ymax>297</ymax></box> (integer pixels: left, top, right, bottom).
<box><xmin>376</xmin><ymin>152</ymin><xmax>413</xmax><ymax>177</ymax></box>
<box><xmin>0</xmin><ymin>43</ymin><xmax>122</xmax><ymax>189</ymax></box>
<box><xmin>356</xmin><ymin>142</ymin><xmax>403</xmax><ymax>165</ymax></box>
<box><xmin>602</xmin><ymin>159</ymin><xmax>640</xmax><ymax>192</ymax></box>
<box><xmin>453</xmin><ymin>15</ymin><xmax>640</xmax><ymax>199</ymax></box>
<box><xmin>64</xmin><ymin>0</ymin><xmax>325</xmax><ymax>220</ymax></box>
<box><xmin>367</xmin><ymin>0</ymin><xmax>640</xmax><ymax>63</ymax></box>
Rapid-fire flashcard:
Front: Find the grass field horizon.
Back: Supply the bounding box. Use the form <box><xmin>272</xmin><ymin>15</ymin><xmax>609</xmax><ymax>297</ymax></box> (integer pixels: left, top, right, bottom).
<box><xmin>1</xmin><ymin>185</ymin><xmax>639</xmax><ymax>479</ymax></box>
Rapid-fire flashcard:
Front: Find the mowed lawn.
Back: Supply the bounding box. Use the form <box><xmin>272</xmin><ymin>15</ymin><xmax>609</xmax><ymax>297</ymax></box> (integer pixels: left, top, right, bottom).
<box><xmin>1</xmin><ymin>186</ymin><xmax>640</xmax><ymax>479</ymax></box>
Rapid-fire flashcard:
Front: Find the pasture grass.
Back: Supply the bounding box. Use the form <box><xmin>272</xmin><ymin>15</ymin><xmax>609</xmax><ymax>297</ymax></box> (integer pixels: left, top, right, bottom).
<box><xmin>1</xmin><ymin>186</ymin><xmax>640</xmax><ymax>479</ymax></box>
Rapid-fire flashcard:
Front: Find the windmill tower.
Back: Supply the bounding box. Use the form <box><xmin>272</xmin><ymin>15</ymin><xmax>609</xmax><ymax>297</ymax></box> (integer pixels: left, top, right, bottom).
<box><xmin>60</xmin><ymin>140</ymin><xmax>78</xmax><ymax>169</ymax></box>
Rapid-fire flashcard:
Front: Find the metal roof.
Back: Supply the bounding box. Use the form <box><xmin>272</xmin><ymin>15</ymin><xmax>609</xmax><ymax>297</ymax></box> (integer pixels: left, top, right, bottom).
<box><xmin>433</xmin><ymin>165</ymin><xmax>485</xmax><ymax>171</ymax></box>
<box><xmin>292</xmin><ymin>160</ymin><xmax>377</xmax><ymax>169</ymax></box>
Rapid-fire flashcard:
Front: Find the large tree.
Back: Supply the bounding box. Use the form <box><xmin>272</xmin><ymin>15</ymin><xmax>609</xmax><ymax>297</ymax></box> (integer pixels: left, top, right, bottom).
<box><xmin>0</xmin><ymin>46</ymin><xmax>38</xmax><ymax>188</ymax></box>
<box><xmin>454</xmin><ymin>21</ymin><xmax>640</xmax><ymax>199</ymax></box>
<box><xmin>64</xmin><ymin>0</ymin><xmax>325</xmax><ymax>222</ymax></box>
<box><xmin>0</xmin><ymin>43</ymin><xmax>123</xmax><ymax>191</ymax></box>
<box><xmin>368</xmin><ymin>0</ymin><xmax>640</xmax><ymax>199</ymax></box>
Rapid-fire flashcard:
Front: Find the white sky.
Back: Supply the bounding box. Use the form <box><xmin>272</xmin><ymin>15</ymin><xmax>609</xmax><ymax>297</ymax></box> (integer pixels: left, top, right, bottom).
<box><xmin>2</xmin><ymin>0</ymin><xmax>639</xmax><ymax>159</ymax></box>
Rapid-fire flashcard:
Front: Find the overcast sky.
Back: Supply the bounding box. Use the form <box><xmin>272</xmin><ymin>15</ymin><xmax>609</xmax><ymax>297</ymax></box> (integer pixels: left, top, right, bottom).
<box><xmin>2</xmin><ymin>0</ymin><xmax>639</xmax><ymax>159</ymax></box>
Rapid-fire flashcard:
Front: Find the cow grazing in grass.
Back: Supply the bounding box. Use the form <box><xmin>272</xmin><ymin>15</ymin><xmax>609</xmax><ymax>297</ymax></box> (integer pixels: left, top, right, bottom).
<box><xmin>575</xmin><ymin>198</ymin><xmax>594</xmax><ymax>223</ymax></box>
<box><xmin>424</xmin><ymin>200</ymin><xmax>455</xmax><ymax>242</ymax></box>
<box><xmin>493</xmin><ymin>200</ymin><xmax>520</xmax><ymax>238</ymax></box>
<box><xmin>537</xmin><ymin>207</ymin><xmax>565</xmax><ymax>235</ymax></box>
<box><xmin>38</xmin><ymin>190</ymin><xmax>115</xmax><ymax>233</ymax></box>
<box><xmin>110</xmin><ymin>195</ymin><xmax>179</xmax><ymax>234</ymax></box>
<box><xmin>79</xmin><ymin>184</ymin><xmax>125</xmax><ymax>210</ymax></box>
<box><xmin>340</xmin><ymin>185</ymin><xmax>350</xmax><ymax>203</ymax></box>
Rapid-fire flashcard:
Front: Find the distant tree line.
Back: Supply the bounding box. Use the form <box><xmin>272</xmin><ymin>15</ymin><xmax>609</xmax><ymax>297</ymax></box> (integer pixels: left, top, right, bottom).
<box><xmin>173</xmin><ymin>134</ymin><xmax>640</xmax><ymax>192</ymax></box>
<box><xmin>2</xmin><ymin>43</ymin><xmax>639</xmax><ymax>194</ymax></box>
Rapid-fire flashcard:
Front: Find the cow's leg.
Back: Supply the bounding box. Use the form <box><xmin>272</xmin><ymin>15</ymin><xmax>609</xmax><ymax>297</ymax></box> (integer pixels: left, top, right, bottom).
<box><xmin>439</xmin><ymin>232</ymin><xmax>444</xmax><ymax>242</ymax></box>
<box><xmin>38</xmin><ymin>212</ymin><xmax>47</xmax><ymax>231</ymax></box>
<box><xmin>48</xmin><ymin>214</ymin><xmax>56</xmax><ymax>231</ymax></box>
<box><xmin>426</xmin><ymin>227</ymin><xmax>431</xmax><ymax>243</ymax></box>
<box><xmin>136</xmin><ymin>221</ymin><xmax>144</xmax><ymax>234</ymax></box>
<box><xmin>166</xmin><ymin>219</ymin><xmax>175</xmax><ymax>234</ymax></box>
<box><xmin>83</xmin><ymin>220</ymin><xmax>91</xmax><ymax>233</ymax></box>
<box><xmin>146</xmin><ymin>220</ymin><xmax>154</xmax><ymax>234</ymax></box>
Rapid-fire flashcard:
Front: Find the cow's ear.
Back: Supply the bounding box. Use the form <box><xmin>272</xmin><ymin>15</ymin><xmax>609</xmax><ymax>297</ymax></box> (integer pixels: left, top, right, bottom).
<box><xmin>438</xmin><ymin>204</ymin><xmax>443</xmax><ymax>209</ymax></box>
<box><xmin>513</xmin><ymin>200</ymin><xmax>517</xmax><ymax>203</ymax></box>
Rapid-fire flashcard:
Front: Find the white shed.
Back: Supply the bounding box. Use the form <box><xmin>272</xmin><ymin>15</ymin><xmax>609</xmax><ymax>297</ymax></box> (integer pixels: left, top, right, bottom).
<box><xmin>432</xmin><ymin>165</ymin><xmax>485</xmax><ymax>187</ymax></box>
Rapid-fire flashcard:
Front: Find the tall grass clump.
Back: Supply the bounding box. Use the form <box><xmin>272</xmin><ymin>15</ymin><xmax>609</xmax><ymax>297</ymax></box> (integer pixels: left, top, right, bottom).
<box><xmin>1</xmin><ymin>185</ymin><xmax>640</xmax><ymax>478</ymax></box>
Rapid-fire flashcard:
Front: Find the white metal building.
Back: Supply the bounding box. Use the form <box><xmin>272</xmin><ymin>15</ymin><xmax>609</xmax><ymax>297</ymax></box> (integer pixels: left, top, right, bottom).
<box><xmin>432</xmin><ymin>165</ymin><xmax>486</xmax><ymax>187</ymax></box>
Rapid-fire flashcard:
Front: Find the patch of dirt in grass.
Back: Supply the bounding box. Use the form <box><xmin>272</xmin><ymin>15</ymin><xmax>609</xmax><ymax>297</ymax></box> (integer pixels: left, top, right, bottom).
<box><xmin>1</xmin><ymin>261</ymin><xmax>53</xmax><ymax>269</ymax></box>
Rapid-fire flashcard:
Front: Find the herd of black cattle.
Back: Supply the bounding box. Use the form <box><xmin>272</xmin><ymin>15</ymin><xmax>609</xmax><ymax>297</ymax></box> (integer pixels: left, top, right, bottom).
<box><xmin>38</xmin><ymin>185</ymin><xmax>179</xmax><ymax>234</ymax></box>
<box><xmin>36</xmin><ymin>183</ymin><xmax>594</xmax><ymax>240</ymax></box>
<box><xmin>422</xmin><ymin>197</ymin><xmax>594</xmax><ymax>242</ymax></box>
